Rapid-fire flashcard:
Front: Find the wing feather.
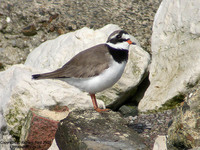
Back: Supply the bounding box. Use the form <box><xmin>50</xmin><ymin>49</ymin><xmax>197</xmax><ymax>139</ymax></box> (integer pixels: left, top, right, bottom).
<box><xmin>32</xmin><ymin>44</ymin><xmax>111</xmax><ymax>79</ymax></box>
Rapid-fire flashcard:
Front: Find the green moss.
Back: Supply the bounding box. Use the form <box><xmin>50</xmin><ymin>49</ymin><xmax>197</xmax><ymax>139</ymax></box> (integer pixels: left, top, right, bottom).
<box><xmin>140</xmin><ymin>94</ymin><xmax>185</xmax><ymax>114</ymax></box>
<box><xmin>132</xmin><ymin>64</ymin><xmax>141</xmax><ymax>76</ymax></box>
<box><xmin>5</xmin><ymin>96</ymin><xmax>26</xmax><ymax>140</ymax></box>
<box><xmin>161</xmin><ymin>94</ymin><xmax>184</xmax><ymax>109</ymax></box>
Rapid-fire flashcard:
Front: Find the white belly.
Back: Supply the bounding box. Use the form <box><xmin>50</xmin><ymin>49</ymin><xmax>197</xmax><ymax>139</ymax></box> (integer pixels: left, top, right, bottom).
<box><xmin>60</xmin><ymin>61</ymin><xmax>126</xmax><ymax>94</ymax></box>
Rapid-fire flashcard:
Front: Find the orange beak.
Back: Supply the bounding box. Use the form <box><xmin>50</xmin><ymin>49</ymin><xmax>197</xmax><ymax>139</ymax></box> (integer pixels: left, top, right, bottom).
<box><xmin>127</xmin><ymin>39</ymin><xmax>136</xmax><ymax>45</ymax></box>
<box><xmin>127</xmin><ymin>40</ymin><xmax>132</xmax><ymax>44</ymax></box>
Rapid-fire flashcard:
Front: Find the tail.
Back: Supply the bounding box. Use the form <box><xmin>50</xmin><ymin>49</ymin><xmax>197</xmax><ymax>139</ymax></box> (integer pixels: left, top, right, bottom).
<box><xmin>32</xmin><ymin>73</ymin><xmax>56</xmax><ymax>80</ymax></box>
<box><xmin>32</xmin><ymin>74</ymin><xmax>44</xmax><ymax>80</ymax></box>
<box><xmin>32</xmin><ymin>69</ymin><xmax>65</xmax><ymax>80</ymax></box>
<box><xmin>32</xmin><ymin>73</ymin><xmax>55</xmax><ymax>80</ymax></box>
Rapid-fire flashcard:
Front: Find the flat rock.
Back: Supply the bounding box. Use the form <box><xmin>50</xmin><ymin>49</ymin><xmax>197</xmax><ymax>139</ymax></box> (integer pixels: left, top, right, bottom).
<box><xmin>55</xmin><ymin>110</ymin><xmax>147</xmax><ymax>150</ymax></box>
<box><xmin>138</xmin><ymin>0</ymin><xmax>200</xmax><ymax>112</ymax></box>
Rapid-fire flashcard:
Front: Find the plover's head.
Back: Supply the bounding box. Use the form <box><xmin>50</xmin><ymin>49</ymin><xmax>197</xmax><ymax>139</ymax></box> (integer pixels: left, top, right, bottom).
<box><xmin>106</xmin><ymin>30</ymin><xmax>135</xmax><ymax>50</ymax></box>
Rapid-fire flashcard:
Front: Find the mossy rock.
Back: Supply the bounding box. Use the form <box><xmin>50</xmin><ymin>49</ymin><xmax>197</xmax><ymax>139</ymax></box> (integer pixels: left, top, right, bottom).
<box><xmin>5</xmin><ymin>96</ymin><xmax>26</xmax><ymax>141</ymax></box>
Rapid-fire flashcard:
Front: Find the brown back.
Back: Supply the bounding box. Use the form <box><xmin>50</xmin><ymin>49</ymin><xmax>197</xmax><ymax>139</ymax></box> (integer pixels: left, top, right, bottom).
<box><xmin>37</xmin><ymin>44</ymin><xmax>111</xmax><ymax>79</ymax></box>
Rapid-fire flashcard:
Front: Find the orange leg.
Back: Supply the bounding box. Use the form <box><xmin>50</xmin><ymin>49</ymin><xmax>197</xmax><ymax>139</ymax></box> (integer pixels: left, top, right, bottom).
<box><xmin>90</xmin><ymin>94</ymin><xmax>110</xmax><ymax>112</ymax></box>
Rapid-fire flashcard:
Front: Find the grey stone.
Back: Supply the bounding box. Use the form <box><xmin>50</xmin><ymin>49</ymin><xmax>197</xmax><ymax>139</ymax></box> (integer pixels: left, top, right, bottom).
<box><xmin>118</xmin><ymin>105</ymin><xmax>138</xmax><ymax>117</ymax></box>
<box><xmin>55</xmin><ymin>110</ymin><xmax>147</xmax><ymax>150</ymax></box>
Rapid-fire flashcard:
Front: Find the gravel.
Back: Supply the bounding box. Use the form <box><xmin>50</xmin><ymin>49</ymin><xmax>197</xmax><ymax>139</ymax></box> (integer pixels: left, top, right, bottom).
<box><xmin>127</xmin><ymin>109</ymin><xmax>173</xmax><ymax>149</ymax></box>
<box><xmin>0</xmin><ymin>0</ymin><xmax>162</xmax><ymax>67</ymax></box>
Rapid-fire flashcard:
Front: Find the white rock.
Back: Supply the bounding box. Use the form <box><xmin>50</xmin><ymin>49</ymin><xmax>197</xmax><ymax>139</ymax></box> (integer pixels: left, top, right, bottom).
<box><xmin>153</xmin><ymin>135</ymin><xmax>167</xmax><ymax>150</ymax></box>
<box><xmin>6</xmin><ymin>17</ymin><xmax>11</xmax><ymax>23</ymax></box>
<box><xmin>0</xmin><ymin>24</ymin><xmax>150</xmax><ymax>137</ymax></box>
<box><xmin>48</xmin><ymin>139</ymin><xmax>59</xmax><ymax>150</ymax></box>
<box><xmin>138</xmin><ymin>0</ymin><xmax>200</xmax><ymax>111</ymax></box>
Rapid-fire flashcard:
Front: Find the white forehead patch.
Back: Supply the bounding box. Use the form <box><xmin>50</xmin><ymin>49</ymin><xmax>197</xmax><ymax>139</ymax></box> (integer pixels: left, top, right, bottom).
<box><xmin>122</xmin><ymin>33</ymin><xmax>130</xmax><ymax>40</ymax></box>
<box><xmin>107</xmin><ymin>41</ymin><xmax>130</xmax><ymax>50</ymax></box>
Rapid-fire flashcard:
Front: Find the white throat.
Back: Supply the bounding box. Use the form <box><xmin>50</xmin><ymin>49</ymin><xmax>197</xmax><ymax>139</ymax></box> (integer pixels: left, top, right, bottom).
<box><xmin>106</xmin><ymin>41</ymin><xmax>130</xmax><ymax>50</ymax></box>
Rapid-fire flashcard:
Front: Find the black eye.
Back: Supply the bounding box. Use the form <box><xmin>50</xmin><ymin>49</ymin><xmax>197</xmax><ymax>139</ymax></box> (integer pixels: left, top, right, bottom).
<box><xmin>116</xmin><ymin>35</ymin><xmax>121</xmax><ymax>38</ymax></box>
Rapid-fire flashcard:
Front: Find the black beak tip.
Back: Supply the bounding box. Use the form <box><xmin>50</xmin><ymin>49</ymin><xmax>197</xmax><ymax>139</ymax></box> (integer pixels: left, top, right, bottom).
<box><xmin>131</xmin><ymin>42</ymin><xmax>136</xmax><ymax>45</ymax></box>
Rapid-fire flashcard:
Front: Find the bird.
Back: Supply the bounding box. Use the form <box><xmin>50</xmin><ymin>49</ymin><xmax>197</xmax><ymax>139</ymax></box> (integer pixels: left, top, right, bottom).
<box><xmin>32</xmin><ymin>30</ymin><xmax>135</xmax><ymax>112</ymax></box>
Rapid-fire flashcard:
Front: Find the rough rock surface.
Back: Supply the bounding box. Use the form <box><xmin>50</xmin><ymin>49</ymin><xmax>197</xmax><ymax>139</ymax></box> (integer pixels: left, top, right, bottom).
<box><xmin>128</xmin><ymin>109</ymin><xmax>173</xmax><ymax>149</ymax></box>
<box><xmin>167</xmin><ymin>81</ymin><xmax>200</xmax><ymax>150</ymax></box>
<box><xmin>55</xmin><ymin>110</ymin><xmax>147</xmax><ymax>150</ymax></box>
<box><xmin>138</xmin><ymin>0</ymin><xmax>200</xmax><ymax>112</ymax></box>
<box><xmin>20</xmin><ymin>109</ymin><xmax>59</xmax><ymax>150</ymax></box>
<box><xmin>0</xmin><ymin>0</ymin><xmax>161</xmax><ymax>68</ymax></box>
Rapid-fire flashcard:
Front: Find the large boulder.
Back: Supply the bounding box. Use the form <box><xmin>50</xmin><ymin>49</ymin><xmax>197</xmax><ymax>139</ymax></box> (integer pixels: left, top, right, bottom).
<box><xmin>55</xmin><ymin>110</ymin><xmax>147</xmax><ymax>150</ymax></box>
<box><xmin>0</xmin><ymin>24</ymin><xmax>150</xmax><ymax>144</ymax></box>
<box><xmin>138</xmin><ymin>0</ymin><xmax>200</xmax><ymax>112</ymax></box>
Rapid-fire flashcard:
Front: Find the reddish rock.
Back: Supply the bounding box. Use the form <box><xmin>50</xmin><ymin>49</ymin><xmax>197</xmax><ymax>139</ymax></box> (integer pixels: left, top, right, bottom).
<box><xmin>20</xmin><ymin>106</ymin><xmax>69</xmax><ymax>150</ymax></box>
